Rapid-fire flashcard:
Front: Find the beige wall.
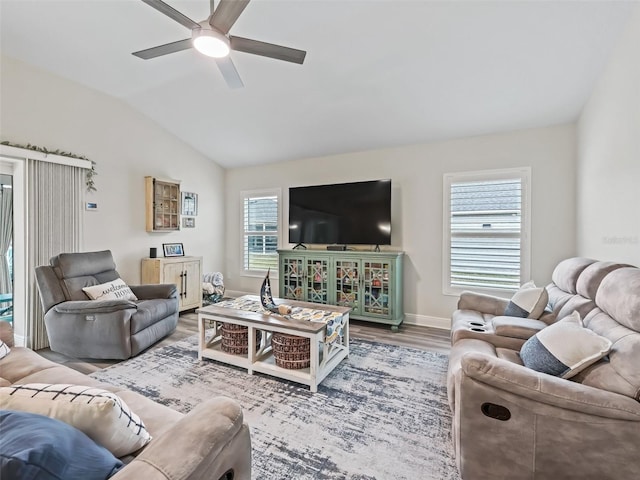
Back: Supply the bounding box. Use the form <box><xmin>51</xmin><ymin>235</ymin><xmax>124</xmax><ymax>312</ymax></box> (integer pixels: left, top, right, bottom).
<box><xmin>1</xmin><ymin>55</ymin><xmax>226</xmax><ymax>336</ymax></box>
<box><xmin>225</xmin><ymin>124</ymin><xmax>577</xmax><ymax>323</ymax></box>
<box><xmin>577</xmin><ymin>6</ymin><xmax>640</xmax><ymax>266</ymax></box>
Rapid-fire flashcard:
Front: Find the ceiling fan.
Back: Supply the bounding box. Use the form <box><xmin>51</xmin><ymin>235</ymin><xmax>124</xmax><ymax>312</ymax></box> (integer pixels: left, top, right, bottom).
<box><xmin>133</xmin><ymin>0</ymin><xmax>307</xmax><ymax>89</ymax></box>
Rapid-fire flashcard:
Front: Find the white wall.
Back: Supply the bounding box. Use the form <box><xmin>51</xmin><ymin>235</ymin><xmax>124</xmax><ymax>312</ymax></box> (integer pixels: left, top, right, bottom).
<box><xmin>225</xmin><ymin>124</ymin><xmax>576</xmax><ymax>323</ymax></box>
<box><xmin>1</xmin><ymin>55</ymin><xmax>226</xmax><ymax>337</ymax></box>
<box><xmin>577</xmin><ymin>6</ymin><xmax>640</xmax><ymax>266</ymax></box>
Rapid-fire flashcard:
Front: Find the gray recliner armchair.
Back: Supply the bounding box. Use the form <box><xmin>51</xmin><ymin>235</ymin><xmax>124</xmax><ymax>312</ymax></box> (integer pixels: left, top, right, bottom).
<box><xmin>35</xmin><ymin>250</ymin><xmax>179</xmax><ymax>359</ymax></box>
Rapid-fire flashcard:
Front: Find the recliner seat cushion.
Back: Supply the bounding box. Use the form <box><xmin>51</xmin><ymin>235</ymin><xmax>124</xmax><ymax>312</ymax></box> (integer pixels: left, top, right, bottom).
<box><xmin>131</xmin><ymin>299</ymin><xmax>179</xmax><ymax>334</ymax></box>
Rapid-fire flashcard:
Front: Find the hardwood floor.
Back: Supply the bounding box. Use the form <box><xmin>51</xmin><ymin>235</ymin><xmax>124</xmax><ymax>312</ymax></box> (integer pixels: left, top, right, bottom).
<box><xmin>37</xmin><ymin>312</ymin><xmax>451</xmax><ymax>375</ymax></box>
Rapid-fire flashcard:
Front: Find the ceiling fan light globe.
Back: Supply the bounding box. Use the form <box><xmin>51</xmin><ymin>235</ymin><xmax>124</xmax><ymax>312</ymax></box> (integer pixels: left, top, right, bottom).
<box><xmin>193</xmin><ymin>30</ymin><xmax>230</xmax><ymax>58</ymax></box>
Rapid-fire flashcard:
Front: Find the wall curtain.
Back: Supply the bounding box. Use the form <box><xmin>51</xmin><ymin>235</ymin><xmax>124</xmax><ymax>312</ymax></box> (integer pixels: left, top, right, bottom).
<box><xmin>26</xmin><ymin>159</ymin><xmax>84</xmax><ymax>350</ymax></box>
<box><xmin>0</xmin><ymin>186</ymin><xmax>12</xmax><ymax>294</ymax></box>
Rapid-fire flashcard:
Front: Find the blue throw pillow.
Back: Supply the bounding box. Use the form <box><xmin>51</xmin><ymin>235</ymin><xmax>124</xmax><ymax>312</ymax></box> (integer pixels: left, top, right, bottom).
<box><xmin>0</xmin><ymin>409</ymin><xmax>123</xmax><ymax>480</ymax></box>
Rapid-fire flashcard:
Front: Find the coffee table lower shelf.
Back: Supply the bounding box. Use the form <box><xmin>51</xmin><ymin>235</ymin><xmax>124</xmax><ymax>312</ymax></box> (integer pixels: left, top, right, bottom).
<box><xmin>197</xmin><ymin>305</ymin><xmax>350</xmax><ymax>392</ymax></box>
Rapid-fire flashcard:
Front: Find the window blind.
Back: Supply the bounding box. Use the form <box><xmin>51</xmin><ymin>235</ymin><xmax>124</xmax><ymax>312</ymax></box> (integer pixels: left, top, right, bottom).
<box><xmin>243</xmin><ymin>195</ymin><xmax>278</xmax><ymax>272</ymax></box>
<box><xmin>450</xmin><ymin>178</ymin><xmax>522</xmax><ymax>290</ymax></box>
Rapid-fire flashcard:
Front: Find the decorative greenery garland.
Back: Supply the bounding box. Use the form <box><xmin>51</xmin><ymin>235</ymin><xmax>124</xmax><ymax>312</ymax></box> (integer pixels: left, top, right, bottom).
<box><xmin>1</xmin><ymin>141</ymin><xmax>97</xmax><ymax>192</ymax></box>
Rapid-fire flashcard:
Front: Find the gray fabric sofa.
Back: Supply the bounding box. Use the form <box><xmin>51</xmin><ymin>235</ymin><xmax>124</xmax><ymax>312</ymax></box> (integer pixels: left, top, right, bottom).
<box><xmin>0</xmin><ymin>322</ymin><xmax>252</xmax><ymax>480</ymax></box>
<box><xmin>35</xmin><ymin>250</ymin><xmax>179</xmax><ymax>359</ymax></box>
<box><xmin>447</xmin><ymin>258</ymin><xmax>640</xmax><ymax>479</ymax></box>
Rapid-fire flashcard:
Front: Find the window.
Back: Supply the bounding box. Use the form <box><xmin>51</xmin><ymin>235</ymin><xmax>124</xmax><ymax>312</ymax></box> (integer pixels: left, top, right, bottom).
<box><xmin>443</xmin><ymin>168</ymin><xmax>531</xmax><ymax>295</ymax></box>
<box><xmin>242</xmin><ymin>190</ymin><xmax>280</xmax><ymax>275</ymax></box>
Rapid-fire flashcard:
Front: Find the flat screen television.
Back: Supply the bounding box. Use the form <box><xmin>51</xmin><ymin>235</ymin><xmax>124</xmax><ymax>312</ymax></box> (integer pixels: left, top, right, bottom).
<box><xmin>288</xmin><ymin>179</ymin><xmax>392</xmax><ymax>246</ymax></box>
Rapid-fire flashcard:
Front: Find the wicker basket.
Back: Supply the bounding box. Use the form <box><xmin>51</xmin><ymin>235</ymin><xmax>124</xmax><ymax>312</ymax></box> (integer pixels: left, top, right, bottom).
<box><xmin>272</xmin><ymin>333</ymin><xmax>310</xmax><ymax>369</ymax></box>
<box><xmin>221</xmin><ymin>323</ymin><xmax>260</xmax><ymax>355</ymax></box>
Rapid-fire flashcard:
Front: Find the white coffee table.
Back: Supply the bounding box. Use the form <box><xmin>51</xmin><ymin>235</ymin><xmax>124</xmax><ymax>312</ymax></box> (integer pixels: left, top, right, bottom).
<box><xmin>197</xmin><ymin>296</ymin><xmax>351</xmax><ymax>392</ymax></box>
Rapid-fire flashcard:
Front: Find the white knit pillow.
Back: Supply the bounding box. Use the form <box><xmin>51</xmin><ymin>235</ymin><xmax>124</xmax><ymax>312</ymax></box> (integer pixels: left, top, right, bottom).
<box><xmin>82</xmin><ymin>278</ymin><xmax>138</xmax><ymax>301</ymax></box>
<box><xmin>0</xmin><ymin>384</ymin><xmax>151</xmax><ymax>456</ymax></box>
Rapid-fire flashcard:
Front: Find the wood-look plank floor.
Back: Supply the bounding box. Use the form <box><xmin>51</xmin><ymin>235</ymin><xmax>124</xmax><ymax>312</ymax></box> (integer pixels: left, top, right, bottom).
<box><xmin>37</xmin><ymin>312</ymin><xmax>451</xmax><ymax>375</ymax></box>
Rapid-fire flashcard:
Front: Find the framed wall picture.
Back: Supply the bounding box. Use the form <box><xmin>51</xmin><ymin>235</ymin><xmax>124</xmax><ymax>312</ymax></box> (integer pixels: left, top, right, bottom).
<box><xmin>181</xmin><ymin>192</ymin><xmax>198</xmax><ymax>216</ymax></box>
<box><xmin>163</xmin><ymin>243</ymin><xmax>184</xmax><ymax>257</ymax></box>
<box><xmin>182</xmin><ymin>217</ymin><xmax>195</xmax><ymax>228</ymax></box>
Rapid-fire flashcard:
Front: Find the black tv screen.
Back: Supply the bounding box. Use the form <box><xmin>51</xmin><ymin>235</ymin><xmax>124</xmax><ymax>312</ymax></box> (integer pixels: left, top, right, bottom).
<box><xmin>288</xmin><ymin>179</ymin><xmax>392</xmax><ymax>246</ymax></box>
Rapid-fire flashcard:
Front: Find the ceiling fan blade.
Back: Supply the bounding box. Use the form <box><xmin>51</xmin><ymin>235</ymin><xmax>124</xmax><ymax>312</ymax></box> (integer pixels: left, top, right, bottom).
<box><xmin>209</xmin><ymin>0</ymin><xmax>250</xmax><ymax>34</ymax></box>
<box><xmin>210</xmin><ymin>0</ymin><xmax>216</xmax><ymax>15</ymax></box>
<box><xmin>215</xmin><ymin>56</ymin><xmax>244</xmax><ymax>89</ymax></box>
<box><xmin>230</xmin><ymin>36</ymin><xmax>306</xmax><ymax>64</ymax></box>
<box><xmin>132</xmin><ymin>38</ymin><xmax>193</xmax><ymax>59</ymax></box>
<box><xmin>141</xmin><ymin>0</ymin><xmax>200</xmax><ymax>30</ymax></box>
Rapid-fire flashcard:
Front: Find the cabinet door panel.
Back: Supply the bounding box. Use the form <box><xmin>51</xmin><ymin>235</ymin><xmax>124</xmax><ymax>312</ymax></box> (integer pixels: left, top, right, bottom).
<box><xmin>281</xmin><ymin>256</ymin><xmax>304</xmax><ymax>300</ymax></box>
<box><xmin>163</xmin><ymin>263</ymin><xmax>184</xmax><ymax>292</ymax></box>
<box><xmin>305</xmin><ymin>257</ymin><xmax>329</xmax><ymax>304</ymax></box>
<box><xmin>335</xmin><ymin>259</ymin><xmax>360</xmax><ymax>314</ymax></box>
<box><xmin>183</xmin><ymin>261</ymin><xmax>201</xmax><ymax>307</ymax></box>
<box><xmin>362</xmin><ymin>261</ymin><xmax>391</xmax><ymax>317</ymax></box>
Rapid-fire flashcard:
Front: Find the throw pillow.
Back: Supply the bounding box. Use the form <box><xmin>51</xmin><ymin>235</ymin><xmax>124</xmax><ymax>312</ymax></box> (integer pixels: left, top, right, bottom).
<box><xmin>504</xmin><ymin>280</ymin><xmax>549</xmax><ymax>319</ymax></box>
<box><xmin>82</xmin><ymin>278</ymin><xmax>138</xmax><ymax>301</ymax></box>
<box><xmin>0</xmin><ymin>384</ymin><xmax>151</xmax><ymax>457</ymax></box>
<box><xmin>0</xmin><ymin>339</ymin><xmax>9</xmax><ymax>360</ymax></box>
<box><xmin>519</xmin><ymin>311</ymin><xmax>612</xmax><ymax>379</ymax></box>
<box><xmin>0</xmin><ymin>409</ymin><xmax>123</xmax><ymax>480</ymax></box>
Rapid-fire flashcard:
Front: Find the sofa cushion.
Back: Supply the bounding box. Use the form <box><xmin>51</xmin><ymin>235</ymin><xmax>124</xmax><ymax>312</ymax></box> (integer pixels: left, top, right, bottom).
<box><xmin>0</xmin><ymin>321</ymin><xmax>13</xmax><ymax>347</ymax></box>
<box><xmin>83</xmin><ymin>278</ymin><xmax>138</xmax><ymax>302</ymax></box>
<box><xmin>131</xmin><ymin>298</ymin><xmax>178</xmax><ymax>334</ymax></box>
<box><xmin>595</xmin><ymin>267</ymin><xmax>640</xmax><ymax>331</ymax></box>
<box><xmin>551</xmin><ymin>257</ymin><xmax>596</xmax><ymax>294</ymax></box>
<box><xmin>504</xmin><ymin>281</ymin><xmax>548</xmax><ymax>319</ymax></box>
<box><xmin>0</xmin><ymin>409</ymin><xmax>123</xmax><ymax>480</ymax></box>
<box><xmin>519</xmin><ymin>311</ymin><xmax>612</xmax><ymax>379</ymax></box>
<box><xmin>575</xmin><ymin>261</ymin><xmax>630</xmax><ymax>300</ymax></box>
<box><xmin>0</xmin><ymin>383</ymin><xmax>151</xmax><ymax>457</ymax></box>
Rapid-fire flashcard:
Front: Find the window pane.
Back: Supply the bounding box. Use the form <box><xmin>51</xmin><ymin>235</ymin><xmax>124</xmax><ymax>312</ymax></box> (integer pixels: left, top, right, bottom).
<box><xmin>244</xmin><ymin>196</ymin><xmax>278</xmax><ymax>232</ymax></box>
<box><xmin>450</xmin><ymin>178</ymin><xmax>523</xmax><ymax>291</ymax></box>
<box><xmin>244</xmin><ymin>235</ymin><xmax>278</xmax><ymax>271</ymax></box>
<box><xmin>243</xmin><ymin>193</ymin><xmax>279</xmax><ymax>273</ymax></box>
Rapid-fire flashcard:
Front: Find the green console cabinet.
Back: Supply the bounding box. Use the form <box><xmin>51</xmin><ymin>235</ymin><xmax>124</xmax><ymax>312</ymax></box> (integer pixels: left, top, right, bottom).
<box><xmin>278</xmin><ymin>249</ymin><xmax>404</xmax><ymax>330</ymax></box>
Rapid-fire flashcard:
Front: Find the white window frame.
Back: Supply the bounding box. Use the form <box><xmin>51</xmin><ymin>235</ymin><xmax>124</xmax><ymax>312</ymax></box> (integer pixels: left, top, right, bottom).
<box><xmin>442</xmin><ymin>167</ymin><xmax>531</xmax><ymax>296</ymax></box>
<box><xmin>240</xmin><ymin>188</ymin><xmax>281</xmax><ymax>278</ymax></box>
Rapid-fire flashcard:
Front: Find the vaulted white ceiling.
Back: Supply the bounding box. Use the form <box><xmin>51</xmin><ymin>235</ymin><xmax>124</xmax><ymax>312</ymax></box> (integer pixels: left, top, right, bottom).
<box><xmin>0</xmin><ymin>1</ymin><xmax>636</xmax><ymax>168</ymax></box>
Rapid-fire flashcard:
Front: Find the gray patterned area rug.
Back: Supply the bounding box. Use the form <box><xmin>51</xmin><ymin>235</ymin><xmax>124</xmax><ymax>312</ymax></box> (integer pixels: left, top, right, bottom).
<box><xmin>90</xmin><ymin>335</ymin><xmax>460</xmax><ymax>480</ymax></box>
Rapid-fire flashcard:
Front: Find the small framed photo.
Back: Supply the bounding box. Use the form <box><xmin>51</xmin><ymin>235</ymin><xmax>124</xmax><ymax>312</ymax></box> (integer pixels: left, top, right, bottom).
<box><xmin>181</xmin><ymin>192</ymin><xmax>198</xmax><ymax>216</ymax></box>
<box><xmin>163</xmin><ymin>243</ymin><xmax>184</xmax><ymax>257</ymax></box>
<box><xmin>182</xmin><ymin>217</ymin><xmax>195</xmax><ymax>228</ymax></box>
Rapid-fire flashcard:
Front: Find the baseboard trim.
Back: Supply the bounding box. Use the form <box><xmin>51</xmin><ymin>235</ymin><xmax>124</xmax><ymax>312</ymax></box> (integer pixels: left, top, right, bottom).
<box><xmin>403</xmin><ymin>313</ymin><xmax>451</xmax><ymax>330</ymax></box>
<box><xmin>14</xmin><ymin>334</ymin><xmax>26</xmax><ymax>347</ymax></box>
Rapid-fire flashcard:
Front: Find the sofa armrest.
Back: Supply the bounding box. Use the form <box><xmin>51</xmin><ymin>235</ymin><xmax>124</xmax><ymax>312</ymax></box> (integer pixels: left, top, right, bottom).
<box><xmin>130</xmin><ymin>284</ymin><xmax>178</xmax><ymax>300</ymax></box>
<box><xmin>111</xmin><ymin>397</ymin><xmax>251</xmax><ymax>480</ymax></box>
<box><xmin>457</xmin><ymin>291</ymin><xmax>509</xmax><ymax>316</ymax></box>
<box><xmin>461</xmin><ymin>352</ymin><xmax>640</xmax><ymax>420</ymax></box>
<box><xmin>53</xmin><ymin>300</ymin><xmax>137</xmax><ymax>314</ymax></box>
<box><xmin>492</xmin><ymin>316</ymin><xmax>547</xmax><ymax>339</ymax></box>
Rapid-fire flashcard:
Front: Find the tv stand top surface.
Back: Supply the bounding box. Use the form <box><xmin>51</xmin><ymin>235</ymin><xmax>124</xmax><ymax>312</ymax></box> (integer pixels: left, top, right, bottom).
<box><xmin>277</xmin><ymin>248</ymin><xmax>404</xmax><ymax>256</ymax></box>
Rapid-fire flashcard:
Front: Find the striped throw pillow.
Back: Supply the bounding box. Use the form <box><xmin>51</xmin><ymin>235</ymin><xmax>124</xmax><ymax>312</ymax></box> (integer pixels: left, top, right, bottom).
<box><xmin>0</xmin><ymin>384</ymin><xmax>151</xmax><ymax>457</ymax></box>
